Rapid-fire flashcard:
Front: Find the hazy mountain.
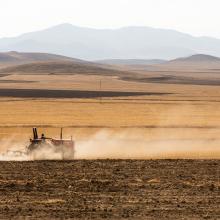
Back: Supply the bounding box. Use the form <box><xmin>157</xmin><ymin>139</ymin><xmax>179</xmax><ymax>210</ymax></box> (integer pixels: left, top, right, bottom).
<box><xmin>96</xmin><ymin>59</ymin><xmax>166</xmax><ymax>66</ymax></box>
<box><xmin>171</xmin><ymin>54</ymin><xmax>220</xmax><ymax>62</ymax></box>
<box><xmin>0</xmin><ymin>51</ymin><xmax>81</xmax><ymax>66</ymax></box>
<box><xmin>2</xmin><ymin>24</ymin><xmax>220</xmax><ymax>60</ymax></box>
<box><xmin>0</xmin><ymin>60</ymin><xmax>128</xmax><ymax>76</ymax></box>
<box><xmin>160</xmin><ymin>54</ymin><xmax>220</xmax><ymax>70</ymax></box>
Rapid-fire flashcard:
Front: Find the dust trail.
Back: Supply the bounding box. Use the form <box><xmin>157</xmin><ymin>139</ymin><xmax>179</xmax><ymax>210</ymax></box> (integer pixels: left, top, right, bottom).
<box><xmin>75</xmin><ymin>129</ymin><xmax>220</xmax><ymax>159</ymax></box>
<box><xmin>0</xmin><ymin>136</ymin><xmax>27</xmax><ymax>160</ymax></box>
<box><xmin>0</xmin><ymin>130</ymin><xmax>220</xmax><ymax>160</ymax></box>
<box><xmin>0</xmin><ymin>137</ymin><xmax>64</xmax><ymax>161</ymax></box>
<box><xmin>28</xmin><ymin>147</ymin><xmax>65</xmax><ymax>160</ymax></box>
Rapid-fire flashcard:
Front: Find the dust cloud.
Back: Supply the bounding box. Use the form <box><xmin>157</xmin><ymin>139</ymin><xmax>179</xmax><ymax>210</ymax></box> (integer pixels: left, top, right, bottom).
<box><xmin>0</xmin><ymin>137</ymin><xmax>28</xmax><ymax>161</ymax></box>
<box><xmin>76</xmin><ymin>129</ymin><xmax>220</xmax><ymax>159</ymax></box>
<box><xmin>75</xmin><ymin>105</ymin><xmax>220</xmax><ymax>159</ymax></box>
<box><xmin>0</xmin><ymin>128</ymin><xmax>220</xmax><ymax>160</ymax></box>
<box><xmin>0</xmin><ymin>140</ymin><xmax>64</xmax><ymax>161</ymax></box>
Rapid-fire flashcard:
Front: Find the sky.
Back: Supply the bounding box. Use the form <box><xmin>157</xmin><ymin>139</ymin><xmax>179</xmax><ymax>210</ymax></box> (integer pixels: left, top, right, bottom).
<box><xmin>0</xmin><ymin>0</ymin><xmax>220</xmax><ymax>38</ymax></box>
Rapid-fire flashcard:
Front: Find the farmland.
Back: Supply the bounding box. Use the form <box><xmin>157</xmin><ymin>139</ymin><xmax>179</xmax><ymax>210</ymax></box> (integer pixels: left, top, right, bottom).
<box><xmin>0</xmin><ymin>72</ymin><xmax>219</xmax><ymax>159</ymax></box>
<box><xmin>0</xmin><ymin>160</ymin><xmax>219</xmax><ymax>219</ymax></box>
<box><xmin>0</xmin><ymin>54</ymin><xmax>219</xmax><ymax>219</ymax></box>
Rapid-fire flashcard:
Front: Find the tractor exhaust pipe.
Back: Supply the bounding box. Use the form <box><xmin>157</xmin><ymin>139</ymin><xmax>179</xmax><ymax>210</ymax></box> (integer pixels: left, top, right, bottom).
<box><xmin>35</xmin><ymin>128</ymin><xmax>38</xmax><ymax>139</ymax></box>
<box><xmin>33</xmin><ymin>127</ymin><xmax>38</xmax><ymax>139</ymax></box>
<box><xmin>32</xmin><ymin>128</ymin><xmax>35</xmax><ymax>139</ymax></box>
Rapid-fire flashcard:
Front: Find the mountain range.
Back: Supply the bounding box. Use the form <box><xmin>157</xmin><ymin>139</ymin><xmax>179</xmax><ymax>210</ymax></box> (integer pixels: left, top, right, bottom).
<box><xmin>1</xmin><ymin>24</ymin><xmax>220</xmax><ymax>60</ymax></box>
<box><xmin>96</xmin><ymin>59</ymin><xmax>166</xmax><ymax>66</ymax></box>
<box><xmin>0</xmin><ymin>51</ymin><xmax>126</xmax><ymax>75</ymax></box>
<box><xmin>0</xmin><ymin>51</ymin><xmax>80</xmax><ymax>66</ymax></box>
<box><xmin>0</xmin><ymin>52</ymin><xmax>220</xmax><ymax>75</ymax></box>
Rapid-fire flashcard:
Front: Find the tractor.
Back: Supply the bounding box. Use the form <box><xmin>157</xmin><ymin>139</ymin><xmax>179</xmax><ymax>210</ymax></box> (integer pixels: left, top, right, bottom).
<box><xmin>27</xmin><ymin>127</ymin><xmax>75</xmax><ymax>160</ymax></box>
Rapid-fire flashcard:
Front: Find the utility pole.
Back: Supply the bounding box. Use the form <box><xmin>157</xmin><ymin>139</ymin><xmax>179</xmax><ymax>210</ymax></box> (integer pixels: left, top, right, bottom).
<box><xmin>99</xmin><ymin>79</ymin><xmax>102</xmax><ymax>104</ymax></box>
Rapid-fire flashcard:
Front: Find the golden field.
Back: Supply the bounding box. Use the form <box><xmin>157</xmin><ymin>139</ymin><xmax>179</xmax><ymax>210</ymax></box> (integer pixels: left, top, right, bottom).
<box><xmin>0</xmin><ymin>72</ymin><xmax>219</xmax><ymax>158</ymax></box>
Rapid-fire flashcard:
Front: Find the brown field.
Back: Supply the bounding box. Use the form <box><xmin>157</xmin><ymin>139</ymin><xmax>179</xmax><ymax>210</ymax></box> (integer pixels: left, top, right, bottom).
<box><xmin>0</xmin><ymin>160</ymin><xmax>219</xmax><ymax>219</ymax></box>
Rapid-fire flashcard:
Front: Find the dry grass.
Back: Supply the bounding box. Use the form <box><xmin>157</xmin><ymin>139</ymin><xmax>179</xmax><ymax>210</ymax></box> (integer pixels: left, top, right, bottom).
<box><xmin>0</xmin><ymin>98</ymin><xmax>220</xmax><ymax>127</ymax></box>
<box><xmin>0</xmin><ymin>98</ymin><xmax>220</xmax><ymax>149</ymax></box>
<box><xmin>0</xmin><ymin>73</ymin><xmax>219</xmax><ymax>158</ymax></box>
<box><xmin>0</xmin><ymin>73</ymin><xmax>219</xmax><ymax>132</ymax></box>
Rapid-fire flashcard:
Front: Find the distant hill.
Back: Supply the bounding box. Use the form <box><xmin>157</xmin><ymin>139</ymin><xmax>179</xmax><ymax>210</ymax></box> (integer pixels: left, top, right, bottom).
<box><xmin>157</xmin><ymin>54</ymin><xmax>220</xmax><ymax>70</ymax></box>
<box><xmin>2</xmin><ymin>23</ymin><xmax>220</xmax><ymax>60</ymax></box>
<box><xmin>0</xmin><ymin>51</ymin><xmax>80</xmax><ymax>66</ymax></box>
<box><xmin>0</xmin><ymin>60</ymin><xmax>127</xmax><ymax>76</ymax></box>
<box><xmin>171</xmin><ymin>54</ymin><xmax>220</xmax><ymax>63</ymax></box>
<box><xmin>96</xmin><ymin>59</ymin><xmax>166</xmax><ymax>66</ymax></box>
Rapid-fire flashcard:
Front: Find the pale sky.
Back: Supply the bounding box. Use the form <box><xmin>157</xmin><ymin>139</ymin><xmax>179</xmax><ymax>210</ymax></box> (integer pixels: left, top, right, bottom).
<box><xmin>0</xmin><ymin>0</ymin><xmax>220</xmax><ymax>38</ymax></box>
